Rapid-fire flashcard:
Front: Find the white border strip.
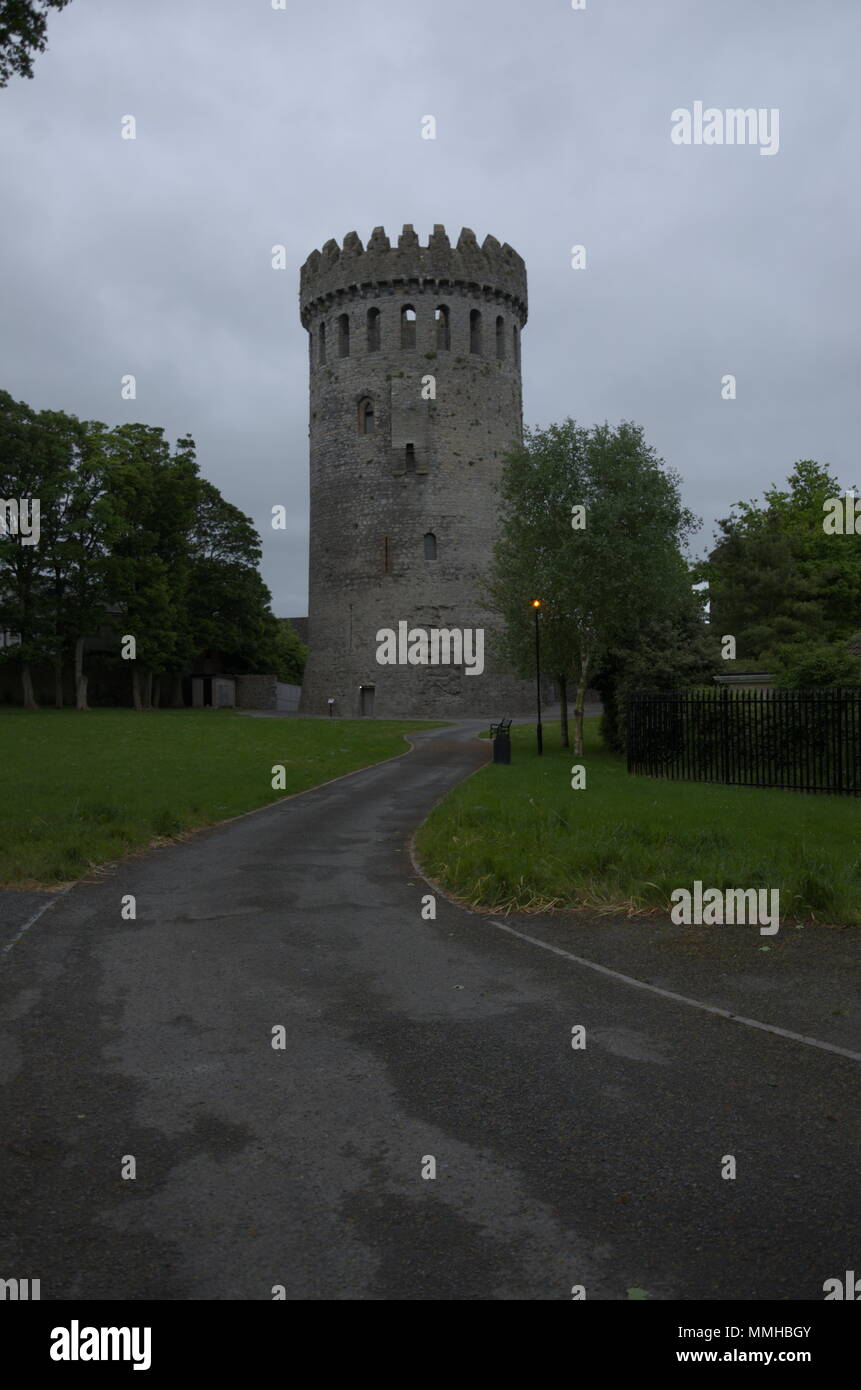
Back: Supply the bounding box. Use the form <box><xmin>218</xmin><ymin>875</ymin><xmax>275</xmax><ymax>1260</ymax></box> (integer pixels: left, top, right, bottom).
<box><xmin>2</xmin><ymin>885</ymin><xmax>72</xmax><ymax>958</ymax></box>
<box><xmin>489</xmin><ymin>919</ymin><xmax>861</xmax><ymax>1063</ymax></box>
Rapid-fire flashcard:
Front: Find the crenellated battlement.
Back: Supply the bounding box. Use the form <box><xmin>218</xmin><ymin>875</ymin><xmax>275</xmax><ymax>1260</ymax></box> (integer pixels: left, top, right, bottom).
<box><xmin>299</xmin><ymin>224</ymin><xmax>527</xmax><ymax>327</ymax></box>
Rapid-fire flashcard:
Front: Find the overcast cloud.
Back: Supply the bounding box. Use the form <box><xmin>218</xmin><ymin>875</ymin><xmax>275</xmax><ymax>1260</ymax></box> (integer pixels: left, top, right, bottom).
<box><xmin>1</xmin><ymin>0</ymin><xmax>858</xmax><ymax>615</ymax></box>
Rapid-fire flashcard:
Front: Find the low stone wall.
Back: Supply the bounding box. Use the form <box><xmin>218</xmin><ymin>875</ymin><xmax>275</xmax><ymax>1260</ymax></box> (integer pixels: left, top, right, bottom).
<box><xmin>235</xmin><ymin>674</ymin><xmax>278</xmax><ymax>710</ymax></box>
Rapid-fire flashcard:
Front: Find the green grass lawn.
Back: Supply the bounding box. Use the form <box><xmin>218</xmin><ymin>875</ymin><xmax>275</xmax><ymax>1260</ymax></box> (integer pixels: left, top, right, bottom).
<box><xmin>415</xmin><ymin>717</ymin><xmax>861</xmax><ymax>926</ymax></box>
<box><xmin>0</xmin><ymin>709</ymin><xmax>443</xmax><ymax>888</ymax></box>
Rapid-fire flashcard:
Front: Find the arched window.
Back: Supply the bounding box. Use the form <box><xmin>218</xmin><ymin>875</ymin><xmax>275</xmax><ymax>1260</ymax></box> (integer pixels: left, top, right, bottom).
<box><xmin>367</xmin><ymin>308</ymin><xmax>381</xmax><ymax>352</ymax></box>
<box><xmin>470</xmin><ymin>309</ymin><xmax>482</xmax><ymax>355</ymax></box>
<box><xmin>358</xmin><ymin>398</ymin><xmax>374</xmax><ymax>434</ymax></box>
<box><xmin>337</xmin><ymin>313</ymin><xmax>350</xmax><ymax>358</ymax></box>
<box><xmin>405</xmin><ymin>443</ymin><xmax>416</xmax><ymax>472</ymax></box>
<box><xmin>496</xmin><ymin>315</ymin><xmax>505</xmax><ymax>360</ymax></box>
<box><xmin>318</xmin><ymin>321</ymin><xmax>327</xmax><ymax>364</ymax></box>
<box><xmin>435</xmin><ymin>305</ymin><xmax>450</xmax><ymax>350</ymax></box>
<box><xmin>401</xmin><ymin>305</ymin><xmax>417</xmax><ymax>349</ymax></box>
<box><xmin>423</xmin><ymin>532</ymin><xmax>437</xmax><ymax>560</ymax></box>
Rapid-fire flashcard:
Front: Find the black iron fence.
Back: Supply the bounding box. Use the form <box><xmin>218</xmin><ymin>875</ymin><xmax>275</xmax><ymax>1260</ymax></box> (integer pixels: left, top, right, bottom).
<box><xmin>627</xmin><ymin>687</ymin><xmax>861</xmax><ymax>795</ymax></box>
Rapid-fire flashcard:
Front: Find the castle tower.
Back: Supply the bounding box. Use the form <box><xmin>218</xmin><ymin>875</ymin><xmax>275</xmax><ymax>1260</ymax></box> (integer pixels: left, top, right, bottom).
<box><xmin>299</xmin><ymin>223</ymin><xmax>531</xmax><ymax>718</ymax></box>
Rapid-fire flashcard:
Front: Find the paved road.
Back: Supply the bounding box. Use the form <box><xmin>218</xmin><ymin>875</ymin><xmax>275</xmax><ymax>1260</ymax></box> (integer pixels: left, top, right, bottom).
<box><xmin>0</xmin><ymin>722</ymin><xmax>858</xmax><ymax>1301</ymax></box>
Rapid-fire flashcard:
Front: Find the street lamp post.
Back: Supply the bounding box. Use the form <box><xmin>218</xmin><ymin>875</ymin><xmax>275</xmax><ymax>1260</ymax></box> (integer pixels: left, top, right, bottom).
<box><xmin>532</xmin><ymin>600</ymin><xmax>543</xmax><ymax>756</ymax></box>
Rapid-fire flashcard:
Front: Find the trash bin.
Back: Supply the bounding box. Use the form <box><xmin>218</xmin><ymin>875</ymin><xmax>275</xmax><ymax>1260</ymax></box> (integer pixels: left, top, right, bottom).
<box><xmin>491</xmin><ymin>718</ymin><xmax>512</xmax><ymax>764</ymax></box>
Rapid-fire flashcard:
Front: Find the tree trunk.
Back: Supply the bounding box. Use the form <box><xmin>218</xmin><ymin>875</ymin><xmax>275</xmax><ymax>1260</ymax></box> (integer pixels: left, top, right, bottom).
<box><xmin>558</xmin><ymin>673</ymin><xmax>569</xmax><ymax>749</ymax></box>
<box><xmin>21</xmin><ymin>663</ymin><xmax>38</xmax><ymax>710</ymax></box>
<box><xmin>142</xmin><ymin>669</ymin><xmax>153</xmax><ymax>710</ymax></box>
<box><xmin>170</xmin><ymin>675</ymin><xmax>184</xmax><ymax>708</ymax></box>
<box><xmin>54</xmin><ymin>656</ymin><xmax>64</xmax><ymax>708</ymax></box>
<box><xmin>152</xmin><ymin>676</ymin><xmax>161</xmax><ymax>709</ymax></box>
<box><xmin>573</xmin><ymin>662</ymin><xmax>590</xmax><ymax>756</ymax></box>
<box><xmin>74</xmin><ymin>635</ymin><xmax>89</xmax><ymax>711</ymax></box>
<box><xmin>132</xmin><ymin>666</ymin><xmax>143</xmax><ymax>711</ymax></box>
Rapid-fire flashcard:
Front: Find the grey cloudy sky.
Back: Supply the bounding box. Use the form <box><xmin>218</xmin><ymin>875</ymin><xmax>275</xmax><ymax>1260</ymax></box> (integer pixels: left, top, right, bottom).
<box><xmin>1</xmin><ymin>0</ymin><xmax>858</xmax><ymax>615</ymax></box>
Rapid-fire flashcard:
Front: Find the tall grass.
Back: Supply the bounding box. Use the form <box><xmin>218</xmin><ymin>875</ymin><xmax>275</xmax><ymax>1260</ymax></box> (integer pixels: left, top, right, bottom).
<box><xmin>415</xmin><ymin>719</ymin><xmax>861</xmax><ymax>925</ymax></box>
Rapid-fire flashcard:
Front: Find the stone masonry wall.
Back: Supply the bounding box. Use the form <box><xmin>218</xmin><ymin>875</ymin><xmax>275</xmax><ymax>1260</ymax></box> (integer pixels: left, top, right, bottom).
<box><xmin>235</xmin><ymin>673</ymin><xmax>278</xmax><ymax>710</ymax></box>
<box><xmin>299</xmin><ymin>224</ymin><xmax>535</xmax><ymax>718</ymax></box>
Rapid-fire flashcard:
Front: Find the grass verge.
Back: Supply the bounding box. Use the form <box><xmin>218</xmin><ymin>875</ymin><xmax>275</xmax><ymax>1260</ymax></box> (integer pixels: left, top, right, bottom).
<box><xmin>414</xmin><ymin>717</ymin><xmax>861</xmax><ymax>925</ymax></box>
<box><xmin>0</xmin><ymin>709</ymin><xmax>444</xmax><ymax>887</ymax></box>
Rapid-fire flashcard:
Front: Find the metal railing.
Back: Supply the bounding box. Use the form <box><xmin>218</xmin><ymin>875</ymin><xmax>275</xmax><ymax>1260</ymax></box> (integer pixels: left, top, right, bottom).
<box><xmin>627</xmin><ymin>687</ymin><xmax>861</xmax><ymax>795</ymax></box>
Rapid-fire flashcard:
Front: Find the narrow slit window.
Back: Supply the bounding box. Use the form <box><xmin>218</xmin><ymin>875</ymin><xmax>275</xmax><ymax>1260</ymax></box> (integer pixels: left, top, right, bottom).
<box><xmin>318</xmin><ymin>321</ymin><xmax>327</xmax><ymax>364</ymax></box>
<box><xmin>435</xmin><ymin>305</ymin><xmax>450</xmax><ymax>350</ymax></box>
<box><xmin>383</xmin><ymin>536</ymin><xmax>391</xmax><ymax>574</ymax></box>
<box><xmin>496</xmin><ymin>315</ymin><xmax>505</xmax><ymax>360</ymax></box>
<box><xmin>405</xmin><ymin>443</ymin><xmax>416</xmax><ymax>472</ymax></box>
<box><xmin>337</xmin><ymin>313</ymin><xmax>350</xmax><ymax>358</ymax></box>
<box><xmin>423</xmin><ymin>532</ymin><xmax>437</xmax><ymax>560</ymax></box>
<box><xmin>513</xmin><ymin>323</ymin><xmax>520</xmax><ymax>367</ymax></box>
<box><xmin>367</xmin><ymin>308</ymin><xmax>381</xmax><ymax>352</ymax></box>
<box><xmin>470</xmin><ymin>309</ymin><xmax>482</xmax><ymax>355</ymax></box>
<box><xmin>401</xmin><ymin>305</ymin><xmax>417</xmax><ymax>349</ymax></box>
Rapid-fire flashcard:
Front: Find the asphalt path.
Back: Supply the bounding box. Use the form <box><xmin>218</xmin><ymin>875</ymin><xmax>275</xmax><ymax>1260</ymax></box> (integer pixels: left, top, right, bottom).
<box><xmin>0</xmin><ymin>721</ymin><xmax>858</xmax><ymax>1301</ymax></box>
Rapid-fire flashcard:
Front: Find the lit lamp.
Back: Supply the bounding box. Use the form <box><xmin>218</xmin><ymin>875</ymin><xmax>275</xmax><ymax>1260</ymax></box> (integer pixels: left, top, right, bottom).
<box><xmin>532</xmin><ymin>600</ymin><xmax>543</xmax><ymax>756</ymax></box>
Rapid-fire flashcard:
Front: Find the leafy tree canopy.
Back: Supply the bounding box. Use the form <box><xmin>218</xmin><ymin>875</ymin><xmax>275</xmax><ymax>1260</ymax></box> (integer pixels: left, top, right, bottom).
<box><xmin>0</xmin><ymin>390</ymin><xmax>291</xmax><ymax>707</ymax></box>
<box><xmin>0</xmin><ymin>0</ymin><xmax>72</xmax><ymax>86</ymax></box>
<box><xmin>486</xmin><ymin>419</ymin><xmax>700</xmax><ymax>752</ymax></box>
<box><xmin>705</xmin><ymin>459</ymin><xmax>861</xmax><ymax>682</ymax></box>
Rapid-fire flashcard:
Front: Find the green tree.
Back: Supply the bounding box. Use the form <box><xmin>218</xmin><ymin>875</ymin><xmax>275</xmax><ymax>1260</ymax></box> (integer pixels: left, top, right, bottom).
<box><xmin>771</xmin><ymin>641</ymin><xmax>861</xmax><ymax>689</ymax></box>
<box><xmin>486</xmin><ymin>419</ymin><xmax>698</xmax><ymax>753</ymax></box>
<box><xmin>272</xmin><ymin>619</ymin><xmax>307</xmax><ymax>684</ymax></box>
<box><xmin>36</xmin><ymin>413</ymin><xmax>118</xmax><ymax>710</ymax></box>
<box><xmin>187</xmin><ymin>479</ymin><xmax>263</xmax><ymax>663</ymax></box>
<box><xmin>1</xmin><ymin>392</ymin><xmax>305</xmax><ymax>709</ymax></box>
<box><xmin>102</xmin><ymin>425</ymin><xmax>200</xmax><ymax>710</ymax></box>
<box><xmin>707</xmin><ymin>460</ymin><xmax>861</xmax><ymax>680</ymax></box>
<box><xmin>187</xmin><ymin>480</ymin><xmax>304</xmax><ymax>681</ymax></box>
<box><xmin>0</xmin><ymin>0</ymin><xmax>72</xmax><ymax>85</ymax></box>
<box><xmin>595</xmin><ymin>595</ymin><xmax>718</xmax><ymax>754</ymax></box>
<box><xmin>0</xmin><ymin>390</ymin><xmax>76</xmax><ymax>707</ymax></box>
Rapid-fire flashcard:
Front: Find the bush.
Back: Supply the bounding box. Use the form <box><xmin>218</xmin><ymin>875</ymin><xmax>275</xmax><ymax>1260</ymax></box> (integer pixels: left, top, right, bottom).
<box><xmin>595</xmin><ymin>609</ymin><xmax>718</xmax><ymax>753</ymax></box>
<box><xmin>771</xmin><ymin>641</ymin><xmax>861</xmax><ymax>688</ymax></box>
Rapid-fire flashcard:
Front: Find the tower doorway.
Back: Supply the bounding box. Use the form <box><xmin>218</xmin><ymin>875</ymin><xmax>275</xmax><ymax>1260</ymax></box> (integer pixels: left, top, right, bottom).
<box><xmin>359</xmin><ymin>684</ymin><xmax>375</xmax><ymax>716</ymax></box>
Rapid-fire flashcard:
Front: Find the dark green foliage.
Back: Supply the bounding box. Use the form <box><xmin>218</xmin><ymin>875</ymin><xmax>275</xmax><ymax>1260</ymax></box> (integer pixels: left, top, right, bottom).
<box><xmin>706</xmin><ymin>459</ymin><xmax>861</xmax><ymax>684</ymax></box>
<box><xmin>485</xmin><ymin>418</ymin><xmax>699</xmax><ymax>752</ymax></box>
<box><xmin>0</xmin><ymin>391</ymin><xmax>89</xmax><ymax>705</ymax></box>
<box><xmin>597</xmin><ymin>601</ymin><xmax>719</xmax><ymax>754</ymax></box>
<box><xmin>101</xmin><ymin>423</ymin><xmax>201</xmax><ymax>705</ymax></box>
<box><xmin>771</xmin><ymin>642</ymin><xmax>861</xmax><ymax>689</ymax></box>
<box><xmin>0</xmin><ymin>390</ymin><xmax>294</xmax><ymax>707</ymax></box>
<box><xmin>274</xmin><ymin>620</ymin><xmax>307</xmax><ymax>683</ymax></box>
<box><xmin>0</xmin><ymin>0</ymin><xmax>72</xmax><ymax>85</ymax></box>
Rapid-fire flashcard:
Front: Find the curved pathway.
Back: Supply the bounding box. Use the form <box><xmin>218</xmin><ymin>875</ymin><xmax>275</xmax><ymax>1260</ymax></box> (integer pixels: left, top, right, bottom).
<box><xmin>0</xmin><ymin>722</ymin><xmax>857</xmax><ymax>1300</ymax></box>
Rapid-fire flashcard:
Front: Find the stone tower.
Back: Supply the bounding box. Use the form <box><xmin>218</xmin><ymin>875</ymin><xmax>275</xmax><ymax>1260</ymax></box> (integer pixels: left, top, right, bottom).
<box><xmin>299</xmin><ymin>223</ymin><xmax>531</xmax><ymax>718</ymax></box>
